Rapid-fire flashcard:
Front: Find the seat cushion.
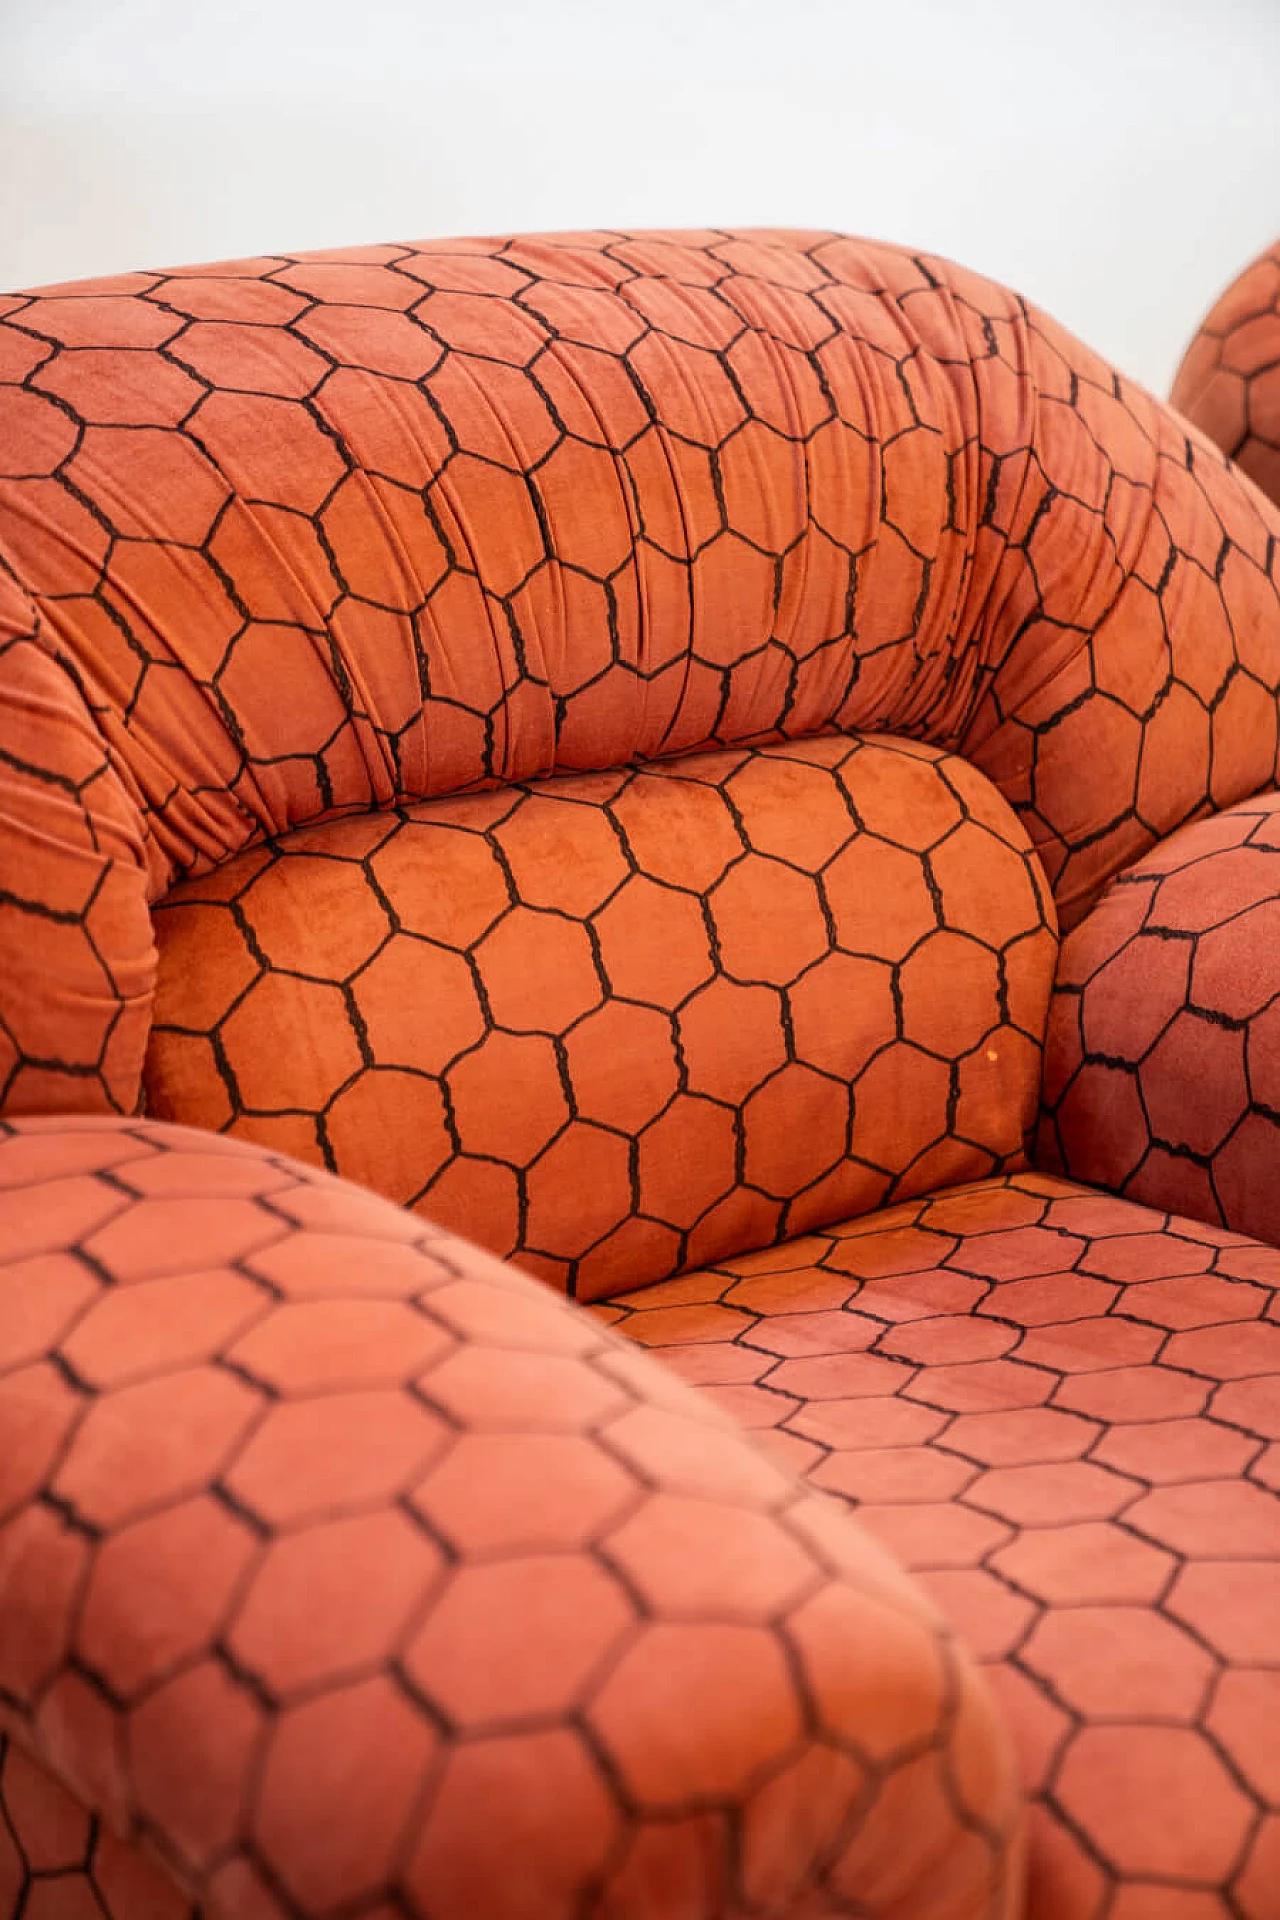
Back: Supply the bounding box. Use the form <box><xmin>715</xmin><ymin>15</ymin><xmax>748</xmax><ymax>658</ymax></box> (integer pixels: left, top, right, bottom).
<box><xmin>597</xmin><ymin>1170</ymin><xmax>1280</xmax><ymax>1916</ymax></box>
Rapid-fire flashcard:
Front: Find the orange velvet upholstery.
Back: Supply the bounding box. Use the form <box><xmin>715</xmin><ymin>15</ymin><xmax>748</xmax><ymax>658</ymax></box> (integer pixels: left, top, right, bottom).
<box><xmin>145</xmin><ymin>733</ymin><xmax>1056</xmax><ymax>1298</ymax></box>
<box><xmin>1171</xmin><ymin>239</ymin><xmax>1280</xmax><ymax>511</ymax></box>
<box><xmin>4</xmin><ymin>232</ymin><xmax>1280</xmax><ymax>1130</ymax></box>
<box><xmin>3</xmin><ymin>230</ymin><xmax>1280</xmax><ymax>1920</ymax></box>
<box><xmin>1040</xmin><ymin>792</ymin><xmax>1280</xmax><ymax>1242</ymax></box>
<box><xmin>600</xmin><ymin>1172</ymin><xmax>1280</xmax><ymax>1912</ymax></box>
<box><xmin>0</xmin><ymin>1114</ymin><xmax>1023</xmax><ymax>1920</ymax></box>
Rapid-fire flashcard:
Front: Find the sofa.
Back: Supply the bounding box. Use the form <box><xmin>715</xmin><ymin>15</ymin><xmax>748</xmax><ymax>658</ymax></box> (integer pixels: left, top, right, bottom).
<box><xmin>1</xmin><ymin>226</ymin><xmax>1278</xmax><ymax>1920</ymax></box>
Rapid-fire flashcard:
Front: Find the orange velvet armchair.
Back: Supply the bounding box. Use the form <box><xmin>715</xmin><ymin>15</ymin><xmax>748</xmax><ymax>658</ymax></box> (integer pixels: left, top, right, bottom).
<box><xmin>1</xmin><ymin>229</ymin><xmax>1279</xmax><ymax>1920</ymax></box>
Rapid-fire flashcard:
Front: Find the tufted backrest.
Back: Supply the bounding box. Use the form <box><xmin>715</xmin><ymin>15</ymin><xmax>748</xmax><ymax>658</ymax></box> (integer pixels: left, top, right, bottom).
<box><xmin>3</xmin><ymin>228</ymin><xmax>1280</xmax><ymax>1288</ymax></box>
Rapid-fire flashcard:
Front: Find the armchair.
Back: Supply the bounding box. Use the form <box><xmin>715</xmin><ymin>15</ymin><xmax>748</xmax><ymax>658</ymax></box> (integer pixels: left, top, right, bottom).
<box><xmin>2</xmin><ymin>228</ymin><xmax>1278</xmax><ymax>1918</ymax></box>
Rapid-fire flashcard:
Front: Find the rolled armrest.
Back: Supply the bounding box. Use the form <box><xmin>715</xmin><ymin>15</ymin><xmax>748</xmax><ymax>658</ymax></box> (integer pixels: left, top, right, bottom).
<box><xmin>0</xmin><ymin>1114</ymin><xmax>1022</xmax><ymax>1919</ymax></box>
<box><xmin>1038</xmin><ymin>790</ymin><xmax>1280</xmax><ymax>1243</ymax></box>
<box><xmin>1169</xmin><ymin>238</ymin><xmax>1280</xmax><ymax>510</ymax></box>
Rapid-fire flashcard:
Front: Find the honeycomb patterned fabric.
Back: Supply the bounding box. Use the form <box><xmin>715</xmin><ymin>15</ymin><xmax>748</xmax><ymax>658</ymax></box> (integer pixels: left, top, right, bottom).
<box><xmin>1171</xmin><ymin>239</ymin><xmax>1280</xmax><ymax>511</ymax></box>
<box><xmin>5</xmin><ymin>230</ymin><xmax>1280</xmax><ymax>1920</ymax></box>
<box><xmin>5</xmin><ymin>228</ymin><xmax>1280</xmax><ymax>1136</ymax></box>
<box><xmin>145</xmin><ymin>732</ymin><xmax>1058</xmax><ymax>1301</ymax></box>
<box><xmin>0</xmin><ymin>1115</ymin><xmax>1025</xmax><ymax>1920</ymax></box>
<box><xmin>1040</xmin><ymin>790</ymin><xmax>1280</xmax><ymax>1244</ymax></box>
<box><xmin>597</xmin><ymin>1172</ymin><xmax>1280</xmax><ymax>1916</ymax></box>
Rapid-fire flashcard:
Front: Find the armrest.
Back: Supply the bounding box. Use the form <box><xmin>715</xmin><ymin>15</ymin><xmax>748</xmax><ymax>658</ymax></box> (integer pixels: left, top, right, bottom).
<box><xmin>0</xmin><ymin>627</ymin><xmax>159</xmax><ymax>1119</ymax></box>
<box><xmin>1038</xmin><ymin>790</ymin><xmax>1280</xmax><ymax>1243</ymax></box>
<box><xmin>0</xmin><ymin>1114</ymin><xmax>1023</xmax><ymax>1920</ymax></box>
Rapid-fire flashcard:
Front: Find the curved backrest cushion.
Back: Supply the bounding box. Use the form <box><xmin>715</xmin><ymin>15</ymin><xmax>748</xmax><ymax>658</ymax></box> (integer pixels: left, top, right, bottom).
<box><xmin>1170</xmin><ymin>239</ymin><xmax>1280</xmax><ymax>510</ymax></box>
<box><xmin>4</xmin><ymin>228</ymin><xmax>1280</xmax><ymax>1128</ymax></box>
<box><xmin>143</xmin><ymin>731</ymin><xmax>1057</xmax><ymax>1299</ymax></box>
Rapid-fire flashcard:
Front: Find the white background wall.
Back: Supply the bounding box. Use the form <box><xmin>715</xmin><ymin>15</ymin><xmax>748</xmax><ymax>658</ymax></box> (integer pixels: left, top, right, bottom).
<box><xmin>1</xmin><ymin>0</ymin><xmax>1276</xmax><ymax>393</ymax></box>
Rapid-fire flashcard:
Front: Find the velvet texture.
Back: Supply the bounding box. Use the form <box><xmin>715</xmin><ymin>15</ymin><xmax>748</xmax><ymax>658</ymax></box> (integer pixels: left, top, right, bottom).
<box><xmin>0</xmin><ymin>1115</ymin><xmax>1023</xmax><ymax>1920</ymax></box>
<box><xmin>146</xmin><ymin>733</ymin><xmax>1056</xmax><ymax>1299</ymax></box>
<box><xmin>4</xmin><ymin>232</ymin><xmax>1280</xmax><ymax>1129</ymax></box>
<box><xmin>1171</xmin><ymin>239</ymin><xmax>1280</xmax><ymax>510</ymax></box>
<box><xmin>599</xmin><ymin>1172</ymin><xmax>1280</xmax><ymax>1913</ymax></box>
<box><xmin>3</xmin><ymin>231</ymin><xmax>1280</xmax><ymax>1920</ymax></box>
<box><xmin>1040</xmin><ymin>793</ymin><xmax>1280</xmax><ymax>1241</ymax></box>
